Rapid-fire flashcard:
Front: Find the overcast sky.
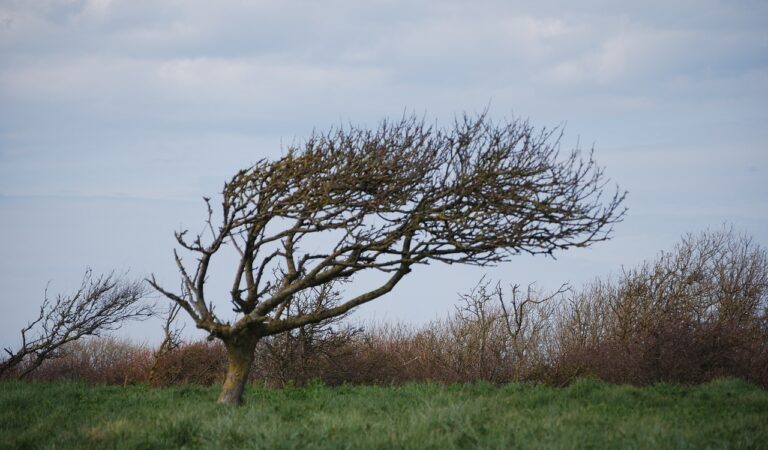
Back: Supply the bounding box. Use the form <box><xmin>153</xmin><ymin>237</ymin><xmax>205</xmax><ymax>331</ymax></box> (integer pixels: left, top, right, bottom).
<box><xmin>1</xmin><ymin>0</ymin><xmax>767</xmax><ymax>346</ymax></box>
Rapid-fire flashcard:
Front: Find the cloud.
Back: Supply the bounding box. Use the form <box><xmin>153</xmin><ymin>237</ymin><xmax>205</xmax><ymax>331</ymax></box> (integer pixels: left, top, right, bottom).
<box><xmin>0</xmin><ymin>0</ymin><xmax>765</xmax><ymax>198</ymax></box>
<box><xmin>2</xmin><ymin>0</ymin><xmax>766</xmax><ymax>182</ymax></box>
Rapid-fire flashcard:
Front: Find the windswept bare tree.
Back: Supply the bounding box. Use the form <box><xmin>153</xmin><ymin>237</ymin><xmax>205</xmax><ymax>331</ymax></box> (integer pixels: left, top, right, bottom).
<box><xmin>149</xmin><ymin>112</ymin><xmax>626</xmax><ymax>405</ymax></box>
<box><xmin>0</xmin><ymin>269</ymin><xmax>152</xmax><ymax>379</ymax></box>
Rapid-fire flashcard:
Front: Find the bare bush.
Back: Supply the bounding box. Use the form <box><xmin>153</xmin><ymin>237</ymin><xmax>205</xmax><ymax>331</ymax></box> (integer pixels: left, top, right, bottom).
<box><xmin>28</xmin><ymin>336</ymin><xmax>152</xmax><ymax>385</ymax></box>
<box><xmin>251</xmin><ymin>281</ymin><xmax>363</xmax><ymax>386</ymax></box>
<box><xmin>445</xmin><ymin>279</ymin><xmax>562</xmax><ymax>381</ymax></box>
<box><xmin>148</xmin><ymin>303</ymin><xmax>184</xmax><ymax>384</ymax></box>
<box><xmin>149</xmin><ymin>341</ymin><xmax>227</xmax><ymax>387</ymax></box>
<box><xmin>1</xmin><ymin>270</ymin><xmax>153</xmax><ymax>379</ymax></box>
<box><xmin>314</xmin><ymin>280</ymin><xmax>562</xmax><ymax>386</ymax></box>
<box><xmin>553</xmin><ymin>227</ymin><xmax>768</xmax><ymax>385</ymax></box>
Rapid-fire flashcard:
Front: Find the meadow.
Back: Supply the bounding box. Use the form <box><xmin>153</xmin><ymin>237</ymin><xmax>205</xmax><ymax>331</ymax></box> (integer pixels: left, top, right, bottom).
<box><xmin>2</xmin><ymin>378</ymin><xmax>767</xmax><ymax>449</ymax></box>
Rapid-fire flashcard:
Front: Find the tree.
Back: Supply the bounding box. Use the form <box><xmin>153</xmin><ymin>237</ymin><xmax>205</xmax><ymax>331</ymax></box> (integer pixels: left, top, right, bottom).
<box><xmin>148</xmin><ymin>113</ymin><xmax>626</xmax><ymax>405</ymax></box>
<box><xmin>0</xmin><ymin>269</ymin><xmax>152</xmax><ymax>379</ymax></box>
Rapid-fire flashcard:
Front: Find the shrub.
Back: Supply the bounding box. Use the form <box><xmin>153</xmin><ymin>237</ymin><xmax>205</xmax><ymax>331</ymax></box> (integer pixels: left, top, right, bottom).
<box><xmin>553</xmin><ymin>227</ymin><xmax>768</xmax><ymax>386</ymax></box>
<box><xmin>149</xmin><ymin>341</ymin><xmax>227</xmax><ymax>387</ymax></box>
<box><xmin>27</xmin><ymin>336</ymin><xmax>152</xmax><ymax>385</ymax></box>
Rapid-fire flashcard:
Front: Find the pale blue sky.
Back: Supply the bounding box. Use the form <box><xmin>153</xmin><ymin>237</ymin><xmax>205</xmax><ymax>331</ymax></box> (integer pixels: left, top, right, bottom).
<box><xmin>1</xmin><ymin>0</ymin><xmax>766</xmax><ymax>346</ymax></box>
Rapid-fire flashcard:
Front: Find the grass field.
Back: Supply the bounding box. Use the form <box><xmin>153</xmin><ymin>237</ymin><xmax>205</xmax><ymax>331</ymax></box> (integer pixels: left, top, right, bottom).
<box><xmin>1</xmin><ymin>378</ymin><xmax>766</xmax><ymax>449</ymax></box>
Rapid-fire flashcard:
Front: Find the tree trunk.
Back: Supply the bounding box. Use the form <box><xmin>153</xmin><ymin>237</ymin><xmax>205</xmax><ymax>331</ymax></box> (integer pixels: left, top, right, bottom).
<box><xmin>218</xmin><ymin>334</ymin><xmax>259</xmax><ymax>406</ymax></box>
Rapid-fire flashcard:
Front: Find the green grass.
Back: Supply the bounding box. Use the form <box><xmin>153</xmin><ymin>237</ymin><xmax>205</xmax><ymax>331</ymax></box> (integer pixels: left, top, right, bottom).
<box><xmin>1</xmin><ymin>378</ymin><xmax>766</xmax><ymax>449</ymax></box>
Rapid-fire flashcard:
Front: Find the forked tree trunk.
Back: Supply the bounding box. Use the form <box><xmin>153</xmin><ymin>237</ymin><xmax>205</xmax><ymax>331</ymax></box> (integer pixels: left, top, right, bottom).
<box><xmin>218</xmin><ymin>334</ymin><xmax>259</xmax><ymax>406</ymax></box>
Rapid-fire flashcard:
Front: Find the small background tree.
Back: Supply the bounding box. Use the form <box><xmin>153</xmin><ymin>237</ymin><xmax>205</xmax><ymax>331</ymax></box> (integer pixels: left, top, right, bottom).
<box><xmin>149</xmin><ymin>112</ymin><xmax>626</xmax><ymax>405</ymax></box>
<box><xmin>0</xmin><ymin>269</ymin><xmax>152</xmax><ymax>379</ymax></box>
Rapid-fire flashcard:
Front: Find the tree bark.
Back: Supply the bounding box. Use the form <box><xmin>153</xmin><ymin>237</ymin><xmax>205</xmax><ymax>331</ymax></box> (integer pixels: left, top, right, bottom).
<box><xmin>217</xmin><ymin>334</ymin><xmax>259</xmax><ymax>406</ymax></box>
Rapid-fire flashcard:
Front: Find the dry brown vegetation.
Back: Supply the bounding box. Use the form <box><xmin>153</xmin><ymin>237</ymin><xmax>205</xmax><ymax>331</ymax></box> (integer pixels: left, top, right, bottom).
<box><xmin>553</xmin><ymin>227</ymin><xmax>768</xmax><ymax>386</ymax></box>
<box><xmin>23</xmin><ymin>337</ymin><xmax>153</xmax><ymax>385</ymax></box>
<box><xmin>7</xmin><ymin>228</ymin><xmax>767</xmax><ymax>388</ymax></box>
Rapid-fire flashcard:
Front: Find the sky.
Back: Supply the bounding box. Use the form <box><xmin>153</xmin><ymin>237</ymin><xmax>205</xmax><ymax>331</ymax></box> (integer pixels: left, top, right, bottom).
<box><xmin>1</xmin><ymin>0</ymin><xmax>767</xmax><ymax>347</ymax></box>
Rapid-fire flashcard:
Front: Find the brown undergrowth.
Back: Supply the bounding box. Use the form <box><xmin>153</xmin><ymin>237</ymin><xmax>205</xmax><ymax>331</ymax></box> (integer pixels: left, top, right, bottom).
<box><xmin>7</xmin><ymin>228</ymin><xmax>768</xmax><ymax>388</ymax></box>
